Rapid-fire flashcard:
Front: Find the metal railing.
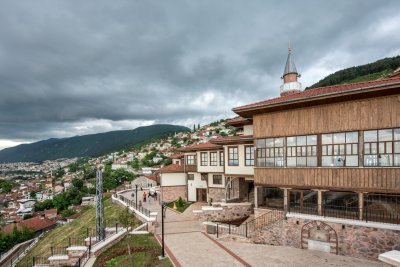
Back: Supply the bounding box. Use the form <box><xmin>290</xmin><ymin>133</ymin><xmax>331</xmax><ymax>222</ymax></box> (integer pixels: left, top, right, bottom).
<box><xmin>365</xmin><ymin>208</ymin><xmax>400</xmax><ymax>225</ymax></box>
<box><xmin>50</xmin><ymin>245</ymin><xmax>68</xmax><ymax>256</ymax></box>
<box><xmin>74</xmin><ymin>247</ymin><xmax>90</xmax><ymax>267</ymax></box>
<box><xmin>32</xmin><ymin>256</ymin><xmax>50</xmax><ymax>266</ymax></box>
<box><xmin>117</xmin><ymin>194</ymin><xmax>151</xmax><ymax>217</ymax></box>
<box><xmin>216</xmin><ymin>209</ymin><xmax>283</xmax><ymax>238</ymax></box>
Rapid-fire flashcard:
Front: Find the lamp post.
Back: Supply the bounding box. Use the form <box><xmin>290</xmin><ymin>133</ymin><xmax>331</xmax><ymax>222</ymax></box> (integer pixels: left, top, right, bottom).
<box><xmin>160</xmin><ymin>201</ymin><xmax>167</xmax><ymax>259</ymax></box>
<box><xmin>135</xmin><ymin>184</ymin><xmax>138</xmax><ymax>209</ymax></box>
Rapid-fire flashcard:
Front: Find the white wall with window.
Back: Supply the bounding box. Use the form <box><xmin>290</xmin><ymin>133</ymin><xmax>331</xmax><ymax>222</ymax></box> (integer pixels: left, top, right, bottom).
<box><xmin>196</xmin><ymin>151</ymin><xmax>224</xmax><ymax>173</ymax></box>
<box><xmin>187</xmin><ymin>172</ymin><xmax>207</xmax><ymax>202</ymax></box>
<box><xmin>224</xmin><ymin>145</ymin><xmax>254</xmax><ymax>176</ymax></box>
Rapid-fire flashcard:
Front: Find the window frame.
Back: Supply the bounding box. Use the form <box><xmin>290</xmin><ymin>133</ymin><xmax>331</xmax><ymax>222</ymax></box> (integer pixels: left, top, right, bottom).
<box><xmin>219</xmin><ymin>151</ymin><xmax>224</xmax><ymax>166</ymax></box>
<box><xmin>210</xmin><ymin>152</ymin><xmax>217</xmax><ymax>166</ymax></box>
<box><xmin>186</xmin><ymin>155</ymin><xmax>196</xmax><ymax>165</ymax></box>
<box><xmin>255</xmin><ymin>137</ymin><xmax>285</xmax><ymax>167</ymax></box>
<box><xmin>286</xmin><ymin>135</ymin><xmax>318</xmax><ymax>167</ymax></box>
<box><xmin>364</xmin><ymin>128</ymin><xmax>400</xmax><ymax>167</ymax></box>
<box><xmin>245</xmin><ymin>145</ymin><xmax>254</xmax><ymax>166</ymax></box>
<box><xmin>212</xmin><ymin>175</ymin><xmax>222</xmax><ymax>185</ymax></box>
<box><xmin>228</xmin><ymin>146</ymin><xmax>239</xmax><ymax>166</ymax></box>
<box><xmin>200</xmin><ymin>152</ymin><xmax>208</xmax><ymax>166</ymax></box>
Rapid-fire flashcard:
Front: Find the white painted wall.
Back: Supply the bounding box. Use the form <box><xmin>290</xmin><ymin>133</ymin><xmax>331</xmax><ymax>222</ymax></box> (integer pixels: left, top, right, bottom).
<box><xmin>207</xmin><ymin>173</ymin><xmax>225</xmax><ymax>188</ymax></box>
<box><xmin>161</xmin><ymin>172</ymin><xmax>186</xmax><ymax>186</ymax></box>
<box><xmin>196</xmin><ymin>150</ymin><xmax>224</xmax><ymax>173</ymax></box>
<box><xmin>243</xmin><ymin>125</ymin><xmax>253</xmax><ymax>135</ymax></box>
<box><xmin>187</xmin><ymin>172</ymin><xmax>207</xmax><ymax>202</ymax></box>
<box><xmin>224</xmin><ymin>145</ymin><xmax>254</xmax><ymax>176</ymax></box>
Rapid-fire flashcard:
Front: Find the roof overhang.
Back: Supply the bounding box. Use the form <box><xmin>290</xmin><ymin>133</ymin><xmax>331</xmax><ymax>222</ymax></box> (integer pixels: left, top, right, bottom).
<box><xmin>233</xmin><ymin>81</ymin><xmax>400</xmax><ymax>117</ymax></box>
<box><xmin>210</xmin><ymin>135</ymin><xmax>254</xmax><ymax>145</ymax></box>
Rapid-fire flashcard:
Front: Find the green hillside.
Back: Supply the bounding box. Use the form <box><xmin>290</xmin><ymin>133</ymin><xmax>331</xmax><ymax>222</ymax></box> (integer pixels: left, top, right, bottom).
<box><xmin>17</xmin><ymin>197</ymin><xmax>139</xmax><ymax>267</ymax></box>
<box><xmin>308</xmin><ymin>55</ymin><xmax>400</xmax><ymax>89</ymax></box>
<box><xmin>0</xmin><ymin>124</ymin><xmax>189</xmax><ymax>163</ymax></box>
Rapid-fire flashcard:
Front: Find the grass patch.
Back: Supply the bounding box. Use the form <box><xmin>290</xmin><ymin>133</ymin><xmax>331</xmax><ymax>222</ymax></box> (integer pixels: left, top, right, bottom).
<box><xmin>166</xmin><ymin>200</ymin><xmax>193</xmax><ymax>213</ymax></box>
<box><xmin>94</xmin><ymin>234</ymin><xmax>173</xmax><ymax>267</ymax></box>
<box><xmin>17</xmin><ymin>197</ymin><xmax>140</xmax><ymax>267</ymax></box>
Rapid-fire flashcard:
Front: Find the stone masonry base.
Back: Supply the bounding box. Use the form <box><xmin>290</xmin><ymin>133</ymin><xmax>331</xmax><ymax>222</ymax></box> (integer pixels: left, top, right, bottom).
<box><xmin>250</xmin><ymin>213</ymin><xmax>400</xmax><ymax>261</ymax></box>
<box><xmin>161</xmin><ymin>185</ymin><xmax>187</xmax><ymax>202</ymax></box>
<box><xmin>208</xmin><ymin>188</ymin><xmax>225</xmax><ymax>202</ymax></box>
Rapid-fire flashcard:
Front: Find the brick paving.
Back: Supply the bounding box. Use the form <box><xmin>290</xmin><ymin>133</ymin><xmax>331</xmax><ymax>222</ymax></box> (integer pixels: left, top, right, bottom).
<box><xmin>120</xmin><ymin>190</ymin><xmax>388</xmax><ymax>267</ymax></box>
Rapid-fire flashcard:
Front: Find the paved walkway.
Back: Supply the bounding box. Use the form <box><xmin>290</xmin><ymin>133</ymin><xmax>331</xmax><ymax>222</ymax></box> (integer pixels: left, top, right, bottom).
<box><xmin>120</xmin><ymin>190</ymin><xmax>387</xmax><ymax>267</ymax></box>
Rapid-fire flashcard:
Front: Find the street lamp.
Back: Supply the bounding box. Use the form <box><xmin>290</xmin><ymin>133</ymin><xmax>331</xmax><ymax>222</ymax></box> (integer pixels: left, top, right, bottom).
<box><xmin>135</xmin><ymin>184</ymin><xmax>138</xmax><ymax>209</ymax></box>
<box><xmin>159</xmin><ymin>201</ymin><xmax>167</xmax><ymax>259</ymax></box>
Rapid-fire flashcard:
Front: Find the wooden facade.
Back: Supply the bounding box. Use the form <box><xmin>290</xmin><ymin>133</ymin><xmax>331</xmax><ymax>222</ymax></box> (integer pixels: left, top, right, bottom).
<box><xmin>255</xmin><ymin>167</ymin><xmax>400</xmax><ymax>193</ymax></box>
<box><xmin>252</xmin><ymin>93</ymin><xmax>400</xmax><ymax>192</ymax></box>
<box><xmin>254</xmin><ymin>95</ymin><xmax>400</xmax><ymax>138</ymax></box>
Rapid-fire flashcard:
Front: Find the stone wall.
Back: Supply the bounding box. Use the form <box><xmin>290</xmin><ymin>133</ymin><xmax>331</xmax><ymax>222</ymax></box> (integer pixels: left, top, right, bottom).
<box><xmin>195</xmin><ymin>202</ymin><xmax>252</xmax><ymax>222</ymax></box>
<box><xmin>161</xmin><ymin>185</ymin><xmax>187</xmax><ymax>202</ymax></box>
<box><xmin>251</xmin><ymin>215</ymin><xmax>400</xmax><ymax>261</ymax></box>
<box><xmin>208</xmin><ymin>188</ymin><xmax>225</xmax><ymax>202</ymax></box>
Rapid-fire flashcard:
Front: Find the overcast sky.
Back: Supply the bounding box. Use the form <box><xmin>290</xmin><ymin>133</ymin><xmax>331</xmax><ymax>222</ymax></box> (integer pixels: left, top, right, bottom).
<box><xmin>0</xmin><ymin>0</ymin><xmax>399</xmax><ymax>150</ymax></box>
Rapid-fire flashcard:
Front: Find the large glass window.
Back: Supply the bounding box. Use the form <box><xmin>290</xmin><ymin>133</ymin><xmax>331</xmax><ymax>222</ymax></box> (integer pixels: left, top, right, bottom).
<box><xmin>364</xmin><ymin>128</ymin><xmax>400</xmax><ymax>167</ymax></box>
<box><xmin>256</xmin><ymin>138</ymin><xmax>285</xmax><ymax>167</ymax></box>
<box><xmin>210</xmin><ymin>152</ymin><xmax>217</xmax><ymax>166</ymax></box>
<box><xmin>286</xmin><ymin>135</ymin><xmax>317</xmax><ymax>167</ymax></box>
<box><xmin>186</xmin><ymin>155</ymin><xmax>196</xmax><ymax>165</ymax></box>
<box><xmin>245</xmin><ymin>146</ymin><xmax>254</xmax><ymax>166</ymax></box>
<box><xmin>322</xmin><ymin>131</ymin><xmax>358</xmax><ymax>167</ymax></box>
<box><xmin>228</xmin><ymin>147</ymin><xmax>239</xmax><ymax>166</ymax></box>
<box><xmin>200</xmin><ymin>152</ymin><xmax>208</xmax><ymax>166</ymax></box>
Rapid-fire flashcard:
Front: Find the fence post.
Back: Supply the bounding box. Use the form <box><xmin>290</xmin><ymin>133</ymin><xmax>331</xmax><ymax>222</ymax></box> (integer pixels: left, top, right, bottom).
<box><xmin>51</xmin><ymin>245</ymin><xmax>54</xmax><ymax>256</ymax></box>
<box><xmin>229</xmin><ymin>224</ymin><xmax>231</xmax><ymax>235</ymax></box>
<box><xmin>69</xmin><ymin>237</ymin><xmax>71</xmax><ymax>247</ymax></box>
<box><xmin>33</xmin><ymin>256</ymin><xmax>35</xmax><ymax>266</ymax></box>
<box><xmin>116</xmin><ymin>223</ymin><xmax>118</xmax><ymax>233</ymax></box>
<box><xmin>216</xmin><ymin>224</ymin><xmax>219</xmax><ymax>238</ymax></box>
<box><xmin>245</xmin><ymin>223</ymin><xmax>248</xmax><ymax>238</ymax></box>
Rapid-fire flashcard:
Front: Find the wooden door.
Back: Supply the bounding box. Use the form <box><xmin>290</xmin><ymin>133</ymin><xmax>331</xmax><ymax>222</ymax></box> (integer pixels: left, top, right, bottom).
<box><xmin>196</xmin><ymin>188</ymin><xmax>207</xmax><ymax>202</ymax></box>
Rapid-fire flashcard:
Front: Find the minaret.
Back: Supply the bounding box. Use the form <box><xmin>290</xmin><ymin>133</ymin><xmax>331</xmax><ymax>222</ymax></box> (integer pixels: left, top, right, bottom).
<box><xmin>280</xmin><ymin>43</ymin><xmax>302</xmax><ymax>96</ymax></box>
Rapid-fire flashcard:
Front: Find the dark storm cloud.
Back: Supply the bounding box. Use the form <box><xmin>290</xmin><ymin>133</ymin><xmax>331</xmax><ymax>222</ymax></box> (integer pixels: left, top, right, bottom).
<box><xmin>0</xmin><ymin>0</ymin><xmax>399</xmax><ymax>146</ymax></box>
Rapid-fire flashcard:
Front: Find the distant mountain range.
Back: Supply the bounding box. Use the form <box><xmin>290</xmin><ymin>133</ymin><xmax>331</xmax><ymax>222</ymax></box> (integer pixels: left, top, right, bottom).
<box><xmin>0</xmin><ymin>124</ymin><xmax>189</xmax><ymax>163</ymax></box>
<box><xmin>308</xmin><ymin>55</ymin><xmax>400</xmax><ymax>89</ymax></box>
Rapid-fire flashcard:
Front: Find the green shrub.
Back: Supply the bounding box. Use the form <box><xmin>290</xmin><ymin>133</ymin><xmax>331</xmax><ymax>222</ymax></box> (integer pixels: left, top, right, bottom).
<box><xmin>177</xmin><ymin>197</ymin><xmax>185</xmax><ymax>208</ymax></box>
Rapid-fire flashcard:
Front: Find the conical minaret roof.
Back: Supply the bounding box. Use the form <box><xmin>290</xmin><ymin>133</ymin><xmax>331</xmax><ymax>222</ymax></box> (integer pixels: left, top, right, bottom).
<box><xmin>283</xmin><ymin>45</ymin><xmax>298</xmax><ymax>76</ymax></box>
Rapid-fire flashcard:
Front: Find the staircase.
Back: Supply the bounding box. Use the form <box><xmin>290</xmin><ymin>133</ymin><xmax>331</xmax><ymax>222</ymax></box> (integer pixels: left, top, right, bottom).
<box><xmin>216</xmin><ymin>209</ymin><xmax>284</xmax><ymax>238</ymax></box>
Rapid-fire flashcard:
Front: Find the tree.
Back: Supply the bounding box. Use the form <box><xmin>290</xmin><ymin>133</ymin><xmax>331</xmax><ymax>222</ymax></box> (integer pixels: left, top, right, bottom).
<box><xmin>118</xmin><ymin>207</ymin><xmax>135</xmax><ymax>229</ymax></box>
<box><xmin>29</xmin><ymin>191</ymin><xmax>36</xmax><ymax>199</ymax></box>
<box><xmin>61</xmin><ymin>209</ymin><xmax>76</xmax><ymax>218</ymax></box>
<box><xmin>34</xmin><ymin>200</ymin><xmax>54</xmax><ymax>211</ymax></box>
<box><xmin>72</xmin><ymin>178</ymin><xmax>84</xmax><ymax>190</ymax></box>
<box><xmin>55</xmin><ymin>168</ymin><xmax>65</xmax><ymax>178</ymax></box>
<box><xmin>23</xmin><ymin>214</ymin><xmax>33</xmax><ymax>220</ymax></box>
<box><xmin>193</xmin><ymin>124</ymin><xmax>196</xmax><ymax>132</ymax></box>
<box><xmin>0</xmin><ymin>181</ymin><xmax>13</xmax><ymax>193</ymax></box>
<box><xmin>197</xmin><ymin>123</ymin><xmax>200</xmax><ymax>130</ymax></box>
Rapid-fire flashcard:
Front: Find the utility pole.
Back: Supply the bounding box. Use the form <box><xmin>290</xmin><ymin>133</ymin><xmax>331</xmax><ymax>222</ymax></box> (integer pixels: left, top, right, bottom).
<box><xmin>96</xmin><ymin>165</ymin><xmax>105</xmax><ymax>241</ymax></box>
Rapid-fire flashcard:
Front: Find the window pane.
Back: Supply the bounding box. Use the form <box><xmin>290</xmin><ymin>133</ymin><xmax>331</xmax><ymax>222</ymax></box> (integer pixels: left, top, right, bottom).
<box><xmin>386</xmin><ymin>142</ymin><xmax>392</xmax><ymax>154</ymax></box>
<box><xmin>378</xmin><ymin>154</ymin><xmax>392</xmax><ymax>166</ymax></box>
<box><xmin>287</xmin><ymin>137</ymin><xmax>296</xmax><ymax>146</ymax></box>
<box><xmin>364</xmin><ymin>143</ymin><xmax>370</xmax><ymax>154</ymax></box>
<box><xmin>275</xmin><ymin>138</ymin><xmax>284</xmax><ymax>147</ymax></box>
<box><xmin>395</xmin><ymin>129</ymin><xmax>400</xmax><ymax>140</ymax></box>
<box><xmin>379</xmin><ymin>143</ymin><xmax>385</xmax><ymax>154</ymax></box>
<box><xmin>265</xmin><ymin>138</ymin><xmax>274</xmax><ymax>147</ymax></box>
<box><xmin>327</xmin><ymin>145</ymin><xmax>333</xmax><ymax>155</ymax></box>
<box><xmin>364</xmin><ymin>130</ymin><xmax>377</xmax><ymax>142</ymax></box>
<box><xmin>333</xmin><ymin>132</ymin><xmax>345</xmax><ymax>143</ymax></box>
<box><xmin>394</xmin><ymin>155</ymin><xmax>400</xmax><ymax>166</ymax></box>
<box><xmin>395</xmin><ymin>141</ymin><xmax>400</xmax><ymax>153</ymax></box>
<box><xmin>340</xmin><ymin>144</ymin><xmax>345</xmax><ymax>155</ymax></box>
<box><xmin>346</xmin><ymin>144</ymin><xmax>352</xmax><ymax>154</ymax></box>
<box><xmin>307</xmin><ymin>157</ymin><xmax>317</xmax><ymax>166</ymax></box>
<box><xmin>334</xmin><ymin>145</ymin><xmax>339</xmax><ymax>155</ymax></box>
<box><xmin>371</xmin><ymin>143</ymin><xmax>377</xmax><ymax>154</ymax></box>
<box><xmin>364</xmin><ymin>155</ymin><xmax>378</xmax><ymax>166</ymax></box>
<box><xmin>346</xmin><ymin>132</ymin><xmax>358</xmax><ymax>143</ymax></box>
<box><xmin>287</xmin><ymin>157</ymin><xmax>296</xmax><ymax>166</ymax></box>
<box><xmin>322</xmin><ymin>156</ymin><xmax>333</xmax><ymax>166</ymax></box>
<box><xmin>256</xmin><ymin>139</ymin><xmax>265</xmax><ymax>148</ymax></box>
<box><xmin>322</xmin><ymin>134</ymin><xmax>332</xmax><ymax>144</ymax></box>
<box><xmin>346</xmin><ymin>156</ymin><xmax>358</xmax><ymax>166</ymax></box>
<box><xmin>352</xmin><ymin>144</ymin><xmax>358</xmax><ymax>154</ymax></box>
<box><xmin>297</xmin><ymin>136</ymin><xmax>306</xmax><ymax>146</ymax></box>
<box><xmin>379</xmin><ymin>129</ymin><xmax>393</xmax><ymax>141</ymax></box>
<box><xmin>307</xmin><ymin>135</ymin><xmax>317</xmax><ymax>145</ymax></box>
<box><xmin>297</xmin><ymin>157</ymin><xmax>306</xmax><ymax>166</ymax></box>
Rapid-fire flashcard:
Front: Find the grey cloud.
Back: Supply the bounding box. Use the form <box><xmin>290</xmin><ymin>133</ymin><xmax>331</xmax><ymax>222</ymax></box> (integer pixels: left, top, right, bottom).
<box><xmin>0</xmin><ymin>0</ymin><xmax>399</xmax><ymax>145</ymax></box>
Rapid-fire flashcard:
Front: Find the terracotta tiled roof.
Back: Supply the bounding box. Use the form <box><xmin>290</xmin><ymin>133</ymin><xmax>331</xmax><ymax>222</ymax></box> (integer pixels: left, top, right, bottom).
<box><xmin>233</xmin><ymin>77</ymin><xmax>400</xmax><ymax>112</ymax></box>
<box><xmin>210</xmin><ymin>135</ymin><xmax>254</xmax><ymax>145</ymax></box>
<box><xmin>1</xmin><ymin>216</ymin><xmax>56</xmax><ymax>234</ymax></box>
<box><xmin>144</xmin><ymin>175</ymin><xmax>158</xmax><ymax>182</ymax></box>
<box><xmin>178</xmin><ymin>142</ymin><xmax>221</xmax><ymax>152</ymax></box>
<box><xmin>226</xmin><ymin>116</ymin><xmax>252</xmax><ymax>126</ymax></box>
<box><xmin>158</xmin><ymin>164</ymin><xmax>184</xmax><ymax>173</ymax></box>
<box><xmin>43</xmin><ymin>209</ymin><xmax>57</xmax><ymax>215</ymax></box>
<box><xmin>169</xmin><ymin>153</ymin><xmax>184</xmax><ymax>159</ymax></box>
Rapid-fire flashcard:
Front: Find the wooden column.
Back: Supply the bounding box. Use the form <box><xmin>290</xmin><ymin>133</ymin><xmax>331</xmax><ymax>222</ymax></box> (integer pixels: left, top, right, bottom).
<box><xmin>283</xmin><ymin>188</ymin><xmax>288</xmax><ymax>217</ymax></box>
<box><xmin>254</xmin><ymin>186</ymin><xmax>259</xmax><ymax>208</ymax></box>
<box><xmin>317</xmin><ymin>190</ymin><xmax>323</xmax><ymax>216</ymax></box>
<box><xmin>358</xmin><ymin>192</ymin><xmax>364</xmax><ymax>220</ymax></box>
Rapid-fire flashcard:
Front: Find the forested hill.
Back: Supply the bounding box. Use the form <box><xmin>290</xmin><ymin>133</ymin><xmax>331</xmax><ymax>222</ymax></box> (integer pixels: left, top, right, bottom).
<box><xmin>0</xmin><ymin>124</ymin><xmax>189</xmax><ymax>163</ymax></box>
<box><xmin>307</xmin><ymin>55</ymin><xmax>400</xmax><ymax>89</ymax></box>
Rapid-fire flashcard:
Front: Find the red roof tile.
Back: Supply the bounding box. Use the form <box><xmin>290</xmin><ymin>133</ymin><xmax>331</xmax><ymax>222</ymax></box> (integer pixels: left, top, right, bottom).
<box><xmin>210</xmin><ymin>135</ymin><xmax>254</xmax><ymax>145</ymax></box>
<box><xmin>233</xmin><ymin>77</ymin><xmax>400</xmax><ymax>112</ymax></box>
<box><xmin>158</xmin><ymin>164</ymin><xmax>184</xmax><ymax>173</ymax></box>
<box><xmin>226</xmin><ymin>116</ymin><xmax>252</xmax><ymax>126</ymax></box>
<box><xmin>178</xmin><ymin>142</ymin><xmax>221</xmax><ymax>152</ymax></box>
<box><xmin>1</xmin><ymin>216</ymin><xmax>56</xmax><ymax>234</ymax></box>
<box><xmin>169</xmin><ymin>153</ymin><xmax>184</xmax><ymax>159</ymax></box>
<box><xmin>144</xmin><ymin>175</ymin><xmax>159</xmax><ymax>182</ymax></box>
